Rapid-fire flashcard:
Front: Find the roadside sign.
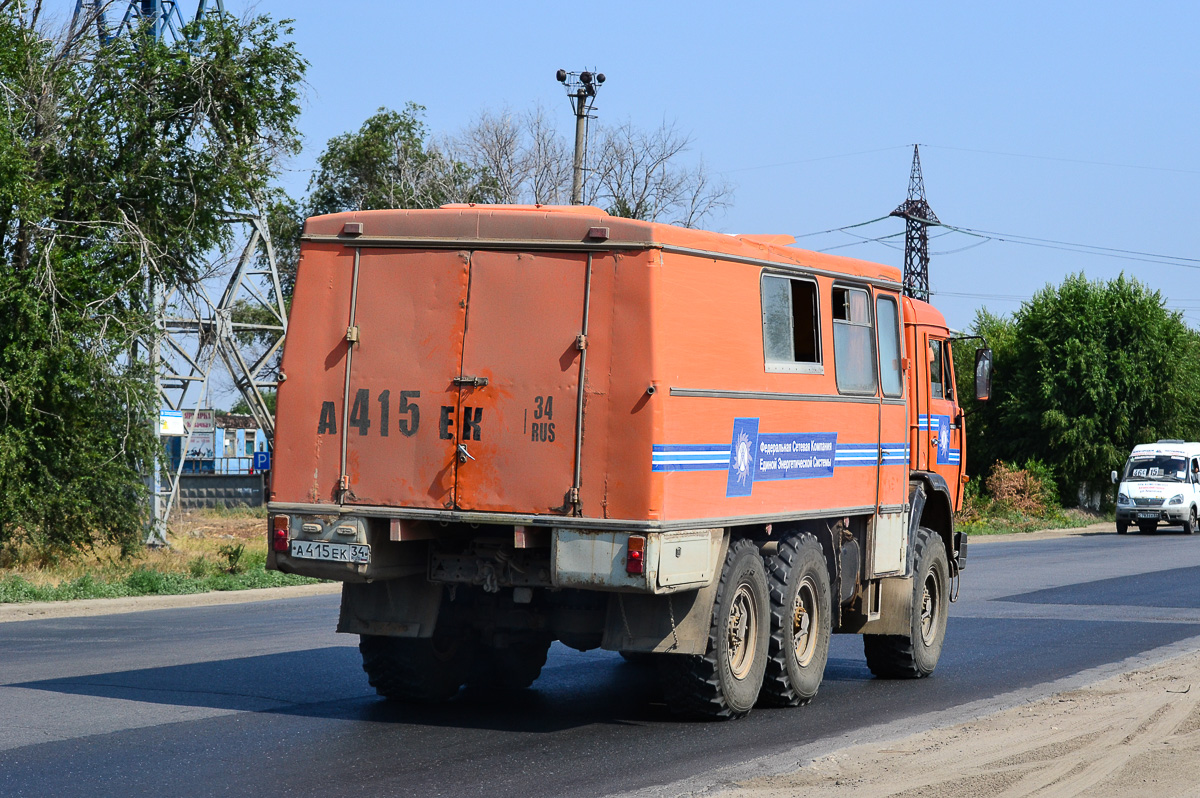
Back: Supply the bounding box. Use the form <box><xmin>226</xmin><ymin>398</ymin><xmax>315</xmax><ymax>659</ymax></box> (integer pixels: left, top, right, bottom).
<box><xmin>159</xmin><ymin>409</ymin><xmax>184</xmax><ymax>436</ymax></box>
<box><xmin>253</xmin><ymin>450</ymin><xmax>271</xmax><ymax>472</ymax></box>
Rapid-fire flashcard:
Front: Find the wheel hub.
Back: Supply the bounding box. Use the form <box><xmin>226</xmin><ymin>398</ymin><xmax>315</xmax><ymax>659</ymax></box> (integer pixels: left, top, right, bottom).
<box><xmin>726</xmin><ymin>584</ymin><xmax>758</xmax><ymax>680</ymax></box>
<box><xmin>792</xmin><ymin>576</ymin><xmax>818</xmax><ymax>667</ymax></box>
<box><xmin>920</xmin><ymin>572</ymin><xmax>940</xmax><ymax>646</ymax></box>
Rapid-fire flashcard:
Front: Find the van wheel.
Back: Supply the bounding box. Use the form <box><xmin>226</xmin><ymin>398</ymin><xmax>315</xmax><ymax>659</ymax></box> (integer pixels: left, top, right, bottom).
<box><xmin>468</xmin><ymin>633</ymin><xmax>552</xmax><ymax>690</ymax></box>
<box><xmin>863</xmin><ymin>527</ymin><xmax>948</xmax><ymax>679</ymax></box>
<box><xmin>360</xmin><ymin>631</ymin><xmax>475</xmax><ymax>702</ymax></box>
<box><xmin>759</xmin><ymin>533</ymin><xmax>831</xmax><ymax>707</ymax></box>
<box><xmin>1116</xmin><ymin>521</ymin><xmax>1128</xmax><ymax>535</ymax></box>
<box><xmin>658</xmin><ymin>539</ymin><xmax>769</xmax><ymax>719</ymax></box>
<box><xmin>1184</xmin><ymin>507</ymin><xmax>1197</xmax><ymax>535</ymax></box>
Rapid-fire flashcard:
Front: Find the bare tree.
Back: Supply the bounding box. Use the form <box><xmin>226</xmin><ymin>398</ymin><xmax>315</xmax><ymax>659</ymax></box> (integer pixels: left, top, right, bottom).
<box><xmin>451</xmin><ymin>108</ymin><xmax>733</xmax><ymax>227</ymax></box>
<box><xmin>451</xmin><ymin>104</ymin><xmax>571</xmax><ymax>206</ymax></box>
<box><xmin>588</xmin><ymin>120</ymin><xmax>733</xmax><ymax>228</ymax></box>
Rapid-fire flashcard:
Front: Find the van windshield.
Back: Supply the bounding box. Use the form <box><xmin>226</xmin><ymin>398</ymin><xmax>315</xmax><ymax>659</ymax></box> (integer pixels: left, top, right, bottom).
<box><xmin>1123</xmin><ymin>455</ymin><xmax>1188</xmax><ymax>482</ymax></box>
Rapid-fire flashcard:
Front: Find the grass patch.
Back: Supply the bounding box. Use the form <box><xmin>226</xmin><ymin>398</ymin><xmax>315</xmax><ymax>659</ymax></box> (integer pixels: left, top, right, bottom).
<box><xmin>0</xmin><ymin>509</ymin><xmax>322</xmax><ymax>604</ymax></box>
<box><xmin>956</xmin><ymin>460</ymin><xmax>1113</xmax><ymax>536</ymax></box>
<box><xmin>956</xmin><ymin>506</ymin><xmax>1109</xmax><ymax>536</ymax></box>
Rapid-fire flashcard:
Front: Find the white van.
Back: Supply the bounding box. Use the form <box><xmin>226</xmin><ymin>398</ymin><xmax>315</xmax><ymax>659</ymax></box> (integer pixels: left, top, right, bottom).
<box><xmin>1112</xmin><ymin>440</ymin><xmax>1200</xmax><ymax>534</ymax></box>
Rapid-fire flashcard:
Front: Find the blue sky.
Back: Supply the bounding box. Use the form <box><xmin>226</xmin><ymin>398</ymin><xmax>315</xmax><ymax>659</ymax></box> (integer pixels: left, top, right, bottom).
<box><xmin>239</xmin><ymin>0</ymin><xmax>1199</xmax><ymax>332</ymax></box>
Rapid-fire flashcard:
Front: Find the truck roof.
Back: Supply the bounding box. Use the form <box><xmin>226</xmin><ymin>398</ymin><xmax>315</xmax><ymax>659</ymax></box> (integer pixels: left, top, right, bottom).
<box><xmin>302</xmin><ymin>204</ymin><xmax>903</xmax><ymax>288</ymax></box>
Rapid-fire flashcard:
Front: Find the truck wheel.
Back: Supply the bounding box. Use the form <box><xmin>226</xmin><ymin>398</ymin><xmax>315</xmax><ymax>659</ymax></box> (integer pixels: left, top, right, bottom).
<box><xmin>1184</xmin><ymin>507</ymin><xmax>1197</xmax><ymax>535</ymax></box>
<box><xmin>468</xmin><ymin>633</ymin><xmax>552</xmax><ymax>690</ymax></box>
<box><xmin>759</xmin><ymin>533</ymin><xmax>831</xmax><ymax>707</ymax></box>
<box><xmin>359</xmin><ymin>631</ymin><xmax>474</xmax><ymax>702</ymax></box>
<box><xmin>863</xmin><ymin>527</ymin><xmax>948</xmax><ymax>679</ymax></box>
<box><xmin>1116</xmin><ymin>520</ymin><xmax>1128</xmax><ymax>535</ymax></box>
<box><xmin>658</xmin><ymin>538</ymin><xmax>769</xmax><ymax>719</ymax></box>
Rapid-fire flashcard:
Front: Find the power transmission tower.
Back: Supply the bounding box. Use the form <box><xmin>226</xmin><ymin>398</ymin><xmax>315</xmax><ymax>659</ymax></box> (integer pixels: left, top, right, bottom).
<box><xmin>74</xmin><ymin>0</ymin><xmax>224</xmax><ymax>44</ymax></box>
<box><xmin>890</xmin><ymin>144</ymin><xmax>939</xmax><ymax>301</ymax></box>
<box><xmin>74</xmin><ymin>1</ymin><xmax>285</xmax><ymax>546</ymax></box>
<box><xmin>556</xmin><ymin>68</ymin><xmax>605</xmax><ymax>204</ymax></box>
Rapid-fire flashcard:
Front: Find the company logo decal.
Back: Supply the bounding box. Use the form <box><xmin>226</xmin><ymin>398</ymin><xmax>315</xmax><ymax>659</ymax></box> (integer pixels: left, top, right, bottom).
<box><xmin>650</xmin><ymin>419</ymin><xmax>914</xmax><ymax>497</ymax></box>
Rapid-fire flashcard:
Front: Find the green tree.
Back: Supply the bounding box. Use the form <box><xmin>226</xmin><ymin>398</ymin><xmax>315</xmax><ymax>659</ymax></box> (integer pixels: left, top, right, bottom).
<box><xmin>0</xmin><ymin>7</ymin><xmax>305</xmax><ymax>557</ymax></box>
<box><xmin>959</xmin><ymin>273</ymin><xmax>1200</xmax><ymax>503</ymax></box>
<box><xmin>307</xmin><ymin>104</ymin><xmax>494</xmax><ymax>216</ymax></box>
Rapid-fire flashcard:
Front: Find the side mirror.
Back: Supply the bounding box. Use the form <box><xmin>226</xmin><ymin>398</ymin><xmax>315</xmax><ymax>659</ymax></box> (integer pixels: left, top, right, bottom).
<box><xmin>974</xmin><ymin>348</ymin><xmax>993</xmax><ymax>401</ymax></box>
<box><xmin>1111</xmin><ymin>470</ymin><xmax>1119</xmax><ymax>485</ymax></box>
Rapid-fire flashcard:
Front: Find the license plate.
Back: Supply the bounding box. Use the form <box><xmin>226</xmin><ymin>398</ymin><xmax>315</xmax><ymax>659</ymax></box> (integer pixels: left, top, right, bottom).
<box><xmin>1136</xmin><ymin>511</ymin><xmax>1160</xmax><ymax>519</ymax></box>
<box><xmin>290</xmin><ymin>540</ymin><xmax>370</xmax><ymax>564</ymax></box>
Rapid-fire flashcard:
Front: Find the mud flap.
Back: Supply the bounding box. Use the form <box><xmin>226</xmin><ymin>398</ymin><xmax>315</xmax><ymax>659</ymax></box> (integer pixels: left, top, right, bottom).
<box><xmin>838</xmin><ymin>575</ymin><xmax>914</xmax><ymax>635</ymax></box>
<box><xmin>337</xmin><ymin>577</ymin><xmax>443</xmax><ymax>639</ymax></box>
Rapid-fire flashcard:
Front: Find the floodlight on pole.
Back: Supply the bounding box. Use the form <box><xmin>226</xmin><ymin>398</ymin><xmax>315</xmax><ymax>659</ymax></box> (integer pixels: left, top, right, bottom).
<box><xmin>557</xmin><ymin>68</ymin><xmax>605</xmax><ymax>204</ymax></box>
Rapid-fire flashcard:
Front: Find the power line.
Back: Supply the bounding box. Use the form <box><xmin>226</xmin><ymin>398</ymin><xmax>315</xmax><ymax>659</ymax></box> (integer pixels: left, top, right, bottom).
<box><xmin>721</xmin><ymin>145</ymin><xmax>910</xmax><ymax>175</ymax></box>
<box><xmin>923</xmin><ymin>144</ymin><xmax>1200</xmax><ymax>177</ymax></box>
<box><xmin>938</xmin><ymin>223</ymin><xmax>1200</xmax><ymax>270</ymax></box>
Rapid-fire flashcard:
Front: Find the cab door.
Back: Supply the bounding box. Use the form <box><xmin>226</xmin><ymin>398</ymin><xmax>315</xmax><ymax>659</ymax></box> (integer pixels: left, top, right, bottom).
<box><xmin>923</xmin><ymin>332</ymin><xmax>963</xmax><ymax>502</ymax></box>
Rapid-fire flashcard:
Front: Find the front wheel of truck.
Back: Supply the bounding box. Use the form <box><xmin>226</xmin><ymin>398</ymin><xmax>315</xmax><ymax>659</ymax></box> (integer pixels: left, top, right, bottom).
<box><xmin>658</xmin><ymin>538</ymin><xmax>770</xmax><ymax>719</ymax></box>
<box><xmin>1184</xmin><ymin>507</ymin><xmax>1197</xmax><ymax>535</ymax></box>
<box><xmin>359</xmin><ymin>631</ymin><xmax>475</xmax><ymax>702</ymax></box>
<box><xmin>863</xmin><ymin>527</ymin><xmax>948</xmax><ymax>679</ymax></box>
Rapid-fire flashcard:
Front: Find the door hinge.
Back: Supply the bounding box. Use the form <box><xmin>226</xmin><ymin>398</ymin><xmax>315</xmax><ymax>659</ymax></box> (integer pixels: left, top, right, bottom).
<box><xmin>452</xmin><ymin>375</ymin><xmax>489</xmax><ymax>387</ymax></box>
<box><xmin>568</xmin><ymin>487</ymin><xmax>580</xmax><ymax>504</ymax></box>
<box><xmin>575</xmin><ymin>334</ymin><xmax>588</xmax><ymax>351</ymax></box>
<box><xmin>345</xmin><ymin>325</ymin><xmax>360</xmax><ymax>344</ymax></box>
<box><xmin>338</xmin><ymin>474</ymin><xmax>350</xmax><ymax>491</ymax></box>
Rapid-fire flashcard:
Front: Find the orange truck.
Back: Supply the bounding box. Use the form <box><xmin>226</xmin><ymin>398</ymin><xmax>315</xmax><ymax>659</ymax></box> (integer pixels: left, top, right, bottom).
<box><xmin>267</xmin><ymin>204</ymin><xmax>992</xmax><ymax>719</ymax></box>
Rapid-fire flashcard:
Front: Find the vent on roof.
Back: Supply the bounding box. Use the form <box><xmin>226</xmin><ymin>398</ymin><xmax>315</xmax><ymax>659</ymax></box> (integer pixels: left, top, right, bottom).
<box><xmin>1157</xmin><ymin>439</ymin><xmax>1186</xmax><ymax>444</ymax></box>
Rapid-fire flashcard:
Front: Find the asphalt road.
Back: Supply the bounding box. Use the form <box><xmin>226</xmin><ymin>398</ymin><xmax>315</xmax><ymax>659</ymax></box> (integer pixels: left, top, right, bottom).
<box><xmin>3</xmin><ymin>529</ymin><xmax>1200</xmax><ymax>798</ymax></box>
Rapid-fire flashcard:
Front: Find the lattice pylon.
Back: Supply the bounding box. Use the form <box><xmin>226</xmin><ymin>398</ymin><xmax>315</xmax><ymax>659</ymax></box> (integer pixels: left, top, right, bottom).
<box><xmin>889</xmin><ymin>145</ymin><xmax>939</xmax><ymax>302</ymax></box>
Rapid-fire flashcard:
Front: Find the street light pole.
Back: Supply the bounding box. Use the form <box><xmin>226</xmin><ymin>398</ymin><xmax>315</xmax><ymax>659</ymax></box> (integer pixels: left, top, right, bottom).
<box><xmin>556</xmin><ymin>69</ymin><xmax>605</xmax><ymax>205</ymax></box>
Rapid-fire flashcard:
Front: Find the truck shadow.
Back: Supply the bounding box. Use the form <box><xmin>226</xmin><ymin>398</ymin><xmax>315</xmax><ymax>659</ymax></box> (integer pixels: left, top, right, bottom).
<box><xmin>13</xmin><ymin>643</ymin><xmax>878</xmax><ymax>733</ymax></box>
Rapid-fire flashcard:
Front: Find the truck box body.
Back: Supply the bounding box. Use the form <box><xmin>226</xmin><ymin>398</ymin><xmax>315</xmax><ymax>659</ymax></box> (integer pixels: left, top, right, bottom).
<box><xmin>272</xmin><ymin>206</ymin><xmax>960</xmax><ymax>538</ymax></box>
<box><xmin>267</xmin><ymin>205</ymin><xmax>975</xmax><ymax>716</ymax></box>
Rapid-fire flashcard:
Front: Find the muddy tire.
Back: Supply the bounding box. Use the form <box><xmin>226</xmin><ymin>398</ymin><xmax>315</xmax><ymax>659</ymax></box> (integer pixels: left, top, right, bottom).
<box><xmin>863</xmin><ymin>527</ymin><xmax>948</xmax><ymax>679</ymax></box>
<box><xmin>468</xmin><ymin>633</ymin><xmax>552</xmax><ymax>690</ymax></box>
<box><xmin>658</xmin><ymin>538</ymin><xmax>770</xmax><ymax>719</ymax></box>
<box><xmin>759</xmin><ymin>533</ymin><xmax>831</xmax><ymax>707</ymax></box>
<box><xmin>1184</xmin><ymin>507</ymin><xmax>1197</xmax><ymax>535</ymax></box>
<box><xmin>1116</xmin><ymin>520</ymin><xmax>1128</xmax><ymax>535</ymax></box>
<box><xmin>360</xmin><ymin>631</ymin><xmax>475</xmax><ymax>702</ymax></box>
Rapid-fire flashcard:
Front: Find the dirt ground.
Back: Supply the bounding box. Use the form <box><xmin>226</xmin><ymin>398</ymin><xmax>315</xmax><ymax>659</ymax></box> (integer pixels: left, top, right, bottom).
<box><xmin>721</xmin><ymin>651</ymin><xmax>1200</xmax><ymax>797</ymax></box>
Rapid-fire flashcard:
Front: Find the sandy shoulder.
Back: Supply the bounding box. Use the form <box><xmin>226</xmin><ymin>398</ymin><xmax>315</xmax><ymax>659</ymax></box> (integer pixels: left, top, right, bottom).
<box><xmin>723</xmin><ymin>650</ymin><xmax>1200</xmax><ymax>798</ymax></box>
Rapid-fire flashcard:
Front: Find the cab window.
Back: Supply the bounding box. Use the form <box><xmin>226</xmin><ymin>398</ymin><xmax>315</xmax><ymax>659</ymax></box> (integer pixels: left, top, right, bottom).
<box><xmin>929</xmin><ymin>339</ymin><xmax>955</xmax><ymax>401</ymax></box>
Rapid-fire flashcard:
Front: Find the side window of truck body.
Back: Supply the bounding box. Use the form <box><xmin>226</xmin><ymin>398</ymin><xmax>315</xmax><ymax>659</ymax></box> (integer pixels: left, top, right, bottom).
<box><xmin>832</xmin><ymin>285</ymin><xmax>878</xmax><ymax>394</ymax></box>
<box><xmin>929</xmin><ymin>338</ymin><xmax>955</xmax><ymax>401</ymax></box>
<box><xmin>875</xmin><ymin>294</ymin><xmax>903</xmax><ymax>398</ymax></box>
<box><xmin>760</xmin><ymin>273</ymin><xmax>822</xmax><ymax>373</ymax></box>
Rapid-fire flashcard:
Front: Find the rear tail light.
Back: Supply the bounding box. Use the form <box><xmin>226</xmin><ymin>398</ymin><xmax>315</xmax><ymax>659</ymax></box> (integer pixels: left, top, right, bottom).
<box><xmin>272</xmin><ymin>516</ymin><xmax>290</xmax><ymax>552</ymax></box>
<box><xmin>626</xmin><ymin>535</ymin><xmax>645</xmax><ymax>575</ymax></box>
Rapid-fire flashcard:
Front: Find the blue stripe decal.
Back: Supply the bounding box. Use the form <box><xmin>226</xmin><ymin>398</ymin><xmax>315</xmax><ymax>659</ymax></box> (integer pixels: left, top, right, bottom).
<box><xmin>654</xmin><ymin>441</ymin><xmax>911</xmax><ymax>471</ymax></box>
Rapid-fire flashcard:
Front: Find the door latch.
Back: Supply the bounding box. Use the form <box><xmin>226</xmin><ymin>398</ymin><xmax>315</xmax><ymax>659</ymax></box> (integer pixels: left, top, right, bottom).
<box><xmin>452</xmin><ymin>375</ymin><xmax>489</xmax><ymax>387</ymax></box>
<box><xmin>457</xmin><ymin>444</ymin><xmax>475</xmax><ymax>463</ymax></box>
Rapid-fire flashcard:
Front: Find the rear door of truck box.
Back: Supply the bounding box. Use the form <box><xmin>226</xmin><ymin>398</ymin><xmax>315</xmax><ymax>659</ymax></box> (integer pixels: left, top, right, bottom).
<box><xmin>339</xmin><ymin>248</ymin><xmax>587</xmax><ymax>514</ymax></box>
